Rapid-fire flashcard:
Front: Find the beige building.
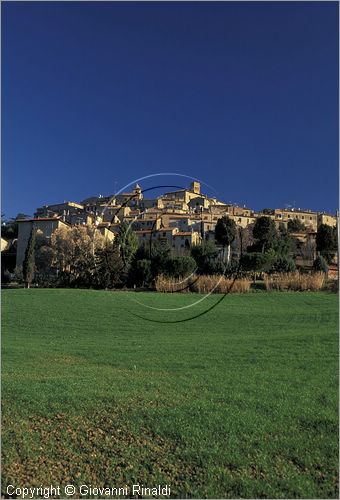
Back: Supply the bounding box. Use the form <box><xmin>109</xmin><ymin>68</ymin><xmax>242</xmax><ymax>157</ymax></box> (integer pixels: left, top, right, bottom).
<box><xmin>230</xmin><ymin>214</ymin><xmax>256</xmax><ymax>228</ymax></box>
<box><xmin>134</xmin><ymin>225</ymin><xmax>201</xmax><ymax>253</ymax></box>
<box><xmin>274</xmin><ymin>209</ymin><xmax>318</xmax><ymax>231</ymax></box>
<box><xmin>172</xmin><ymin>231</ymin><xmax>201</xmax><ymax>254</ymax></box>
<box><xmin>317</xmin><ymin>213</ymin><xmax>337</xmax><ymax>228</ymax></box>
<box><xmin>96</xmin><ymin>224</ymin><xmax>115</xmax><ymax>242</ymax></box>
<box><xmin>160</xmin><ymin>182</ymin><xmax>203</xmax><ymax>207</ymax></box>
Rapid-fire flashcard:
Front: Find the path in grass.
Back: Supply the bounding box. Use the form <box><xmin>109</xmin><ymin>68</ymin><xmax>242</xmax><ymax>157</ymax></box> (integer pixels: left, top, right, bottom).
<box><xmin>2</xmin><ymin>290</ymin><xmax>338</xmax><ymax>498</ymax></box>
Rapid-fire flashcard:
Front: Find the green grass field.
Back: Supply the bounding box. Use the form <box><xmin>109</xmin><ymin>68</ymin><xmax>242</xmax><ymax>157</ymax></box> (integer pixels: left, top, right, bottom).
<box><xmin>2</xmin><ymin>289</ymin><xmax>339</xmax><ymax>498</ymax></box>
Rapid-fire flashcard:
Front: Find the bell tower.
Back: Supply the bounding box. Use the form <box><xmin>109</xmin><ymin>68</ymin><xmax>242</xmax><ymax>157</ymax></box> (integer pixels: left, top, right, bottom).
<box><xmin>133</xmin><ymin>183</ymin><xmax>143</xmax><ymax>200</ymax></box>
<box><xmin>190</xmin><ymin>181</ymin><xmax>201</xmax><ymax>194</ymax></box>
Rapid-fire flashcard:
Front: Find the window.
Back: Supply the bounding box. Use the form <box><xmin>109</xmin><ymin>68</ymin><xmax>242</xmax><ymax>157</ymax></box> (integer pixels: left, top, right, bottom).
<box><xmin>163</xmin><ymin>232</ymin><xmax>166</xmax><ymax>237</ymax></box>
<box><xmin>302</xmin><ymin>216</ymin><xmax>304</xmax><ymax>220</ymax></box>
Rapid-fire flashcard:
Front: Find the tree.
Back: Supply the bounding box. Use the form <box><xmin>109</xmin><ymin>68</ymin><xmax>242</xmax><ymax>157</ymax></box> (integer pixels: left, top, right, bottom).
<box><xmin>271</xmin><ymin>256</ymin><xmax>296</xmax><ymax>273</ymax></box>
<box><xmin>287</xmin><ymin>219</ymin><xmax>305</xmax><ymax>233</ymax></box>
<box><xmin>215</xmin><ymin>215</ymin><xmax>237</xmax><ymax>264</ymax></box>
<box><xmin>240</xmin><ymin>252</ymin><xmax>274</xmax><ymax>281</ymax></box>
<box><xmin>131</xmin><ymin>259</ymin><xmax>152</xmax><ymax>287</ymax></box>
<box><xmin>149</xmin><ymin>240</ymin><xmax>172</xmax><ymax>278</ymax></box>
<box><xmin>313</xmin><ymin>256</ymin><xmax>329</xmax><ymax>274</ymax></box>
<box><xmin>275</xmin><ymin>226</ymin><xmax>296</xmax><ymax>258</ymax></box>
<box><xmin>240</xmin><ymin>252</ymin><xmax>274</xmax><ymax>272</ymax></box>
<box><xmin>115</xmin><ymin>222</ymin><xmax>138</xmax><ymax>267</ymax></box>
<box><xmin>164</xmin><ymin>256</ymin><xmax>196</xmax><ymax>279</ymax></box>
<box><xmin>35</xmin><ymin>234</ymin><xmax>55</xmax><ymax>286</ymax></box>
<box><xmin>95</xmin><ymin>240</ymin><xmax>125</xmax><ymax>288</ymax></box>
<box><xmin>1</xmin><ymin>217</ymin><xmax>19</xmax><ymax>239</ymax></box>
<box><xmin>191</xmin><ymin>241</ymin><xmax>219</xmax><ymax>275</ymax></box>
<box><xmin>252</xmin><ymin>216</ymin><xmax>278</xmax><ymax>253</ymax></box>
<box><xmin>23</xmin><ymin>227</ymin><xmax>36</xmax><ymax>288</ymax></box>
<box><xmin>50</xmin><ymin>225</ymin><xmax>105</xmax><ymax>287</ymax></box>
<box><xmin>316</xmin><ymin>224</ymin><xmax>337</xmax><ymax>264</ymax></box>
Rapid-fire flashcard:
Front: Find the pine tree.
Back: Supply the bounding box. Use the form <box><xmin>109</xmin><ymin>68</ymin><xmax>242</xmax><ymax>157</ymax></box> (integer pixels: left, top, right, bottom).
<box><xmin>23</xmin><ymin>227</ymin><xmax>36</xmax><ymax>288</ymax></box>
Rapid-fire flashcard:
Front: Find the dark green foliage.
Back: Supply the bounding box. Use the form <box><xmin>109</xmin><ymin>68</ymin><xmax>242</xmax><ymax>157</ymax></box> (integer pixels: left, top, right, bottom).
<box><xmin>1</xmin><ymin>269</ymin><xmax>11</xmax><ymax>284</ymax></box>
<box><xmin>215</xmin><ymin>216</ymin><xmax>236</xmax><ymax>262</ymax></box>
<box><xmin>223</xmin><ymin>259</ymin><xmax>239</xmax><ymax>278</ymax></box>
<box><xmin>115</xmin><ymin>222</ymin><xmax>139</xmax><ymax>266</ymax></box>
<box><xmin>1</xmin><ymin>219</ymin><xmax>18</xmax><ymax>240</ymax></box>
<box><xmin>240</xmin><ymin>252</ymin><xmax>274</xmax><ymax>273</ymax></box>
<box><xmin>22</xmin><ymin>228</ymin><xmax>36</xmax><ymax>288</ymax></box>
<box><xmin>253</xmin><ymin>216</ymin><xmax>278</xmax><ymax>253</ymax></box>
<box><xmin>313</xmin><ymin>256</ymin><xmax>329</xmax><ymax>274</ymax></box>
<box><xmin>95</xmin><ymin>242</ymin><xmax>125</xmax><ymax>288</ymax></box>
<box><xmin>246</xmin><ymin>242</ymin><xmax>264</xmax><ymax>253</ymax></box>
<box><xmin>150</xmin><ymin>241</ymin><xmax>172</xmax><ymax>277</ymax></box>
<box><xmin>131</xmin><ymin>259</ymin><xmax>152</xmax><ymax>287</ymax></box>
<box><xmin>1</xmin><ymin>217</ymin><xmax>21</xmax><ymax>280</ymax></box>
<box><xmin>164</xmin><ymin>256</ymin><xmax>197</xmax><ymax>279</ymax></box>
<box><xmin>271</xmin><ymin>256</ymin><xmax>296</xmax><ymax>273</ymax></box>
<box><xmin>316</xmin><ymin>224</ymin><xmax>337</xmax><ymax>264</ymax></box>
<box><xmin>134</xmin><ymin>241</ymin><xmax>151</xmax><ymax>261</ymax></box>
<box><xmin>274</xmin><ymin>227</ymin><xmax>296</xmax><ymax>258</ymax></box>
<box><xmin>1</xmin><ymin>245</ymin><xmax>17</xmax><ymax>275</ymax></box>
<box><xmin>287</xmin><ymin>218</ymin><xmax>306</xmax><ymax>233</ymax></box>
<box><xmin>191</xmin><ymin>241</ymin><xmax>219</xmax><ymax>275</ymax></box>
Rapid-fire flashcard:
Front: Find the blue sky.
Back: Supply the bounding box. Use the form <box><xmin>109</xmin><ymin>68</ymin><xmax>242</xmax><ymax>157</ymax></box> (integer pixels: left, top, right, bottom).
<box><xmin>2</xmin><ymin>1</ymin><xmax>339</xmax><ymax>218</ymax></box>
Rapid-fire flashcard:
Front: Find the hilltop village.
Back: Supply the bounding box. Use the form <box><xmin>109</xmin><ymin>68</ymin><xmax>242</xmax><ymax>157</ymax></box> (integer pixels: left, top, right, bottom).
<box><xmin>10</xmin><ymin>181</ymin><xmax>337</xmax><ymax>270</ymax></box>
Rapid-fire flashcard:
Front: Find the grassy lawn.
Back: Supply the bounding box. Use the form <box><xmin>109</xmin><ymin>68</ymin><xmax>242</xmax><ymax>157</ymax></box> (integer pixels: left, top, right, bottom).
<box><xmin>2</xmin><ymin>289</ymin><xmax>338</xmax><ymax>498</ymax></box>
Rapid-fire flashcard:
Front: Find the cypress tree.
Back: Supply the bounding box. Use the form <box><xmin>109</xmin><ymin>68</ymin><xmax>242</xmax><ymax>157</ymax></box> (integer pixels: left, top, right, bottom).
<box><xmin>23</xmin><ymin>227</ymin><xmax>36</xmax><ymax>288</ymax></box>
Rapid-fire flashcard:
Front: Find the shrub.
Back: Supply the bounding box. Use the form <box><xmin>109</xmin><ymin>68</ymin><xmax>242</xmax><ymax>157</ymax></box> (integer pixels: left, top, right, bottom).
<box><xmin>155</xmin><ymin>274</ymin><xmax>251</xmax><ymax>294</ymax></box>
<box><xmin>164</xmin><ymin>256</ymin><xmax>196</xmax><ymax>279</ymax></box>
<box><xmin>271</xmin><ymin>256</ymin><xmax>296</xmax><ymax>273</ymax></box>
<box><xmin>191</xmin><ymin>275</ymin><xmax>251</xmax><ymax>294</ymax></box>
<box><xmin>155</xmin><ymin>275</ymin><xmax>193</xmax><ymax>293</ymax></box>
<box><xmin>131</xmin><ymin>259</ymin><xmax>152</xmax><ymax>287</ymax></box>
<box><xmin>191</xmin><ymin>241</ymin><xmax>219</xmax><ymax>275</ymax></box>
<box><xmin>240</xmin><ymin>252</ymin><xmax>274</xmax><ymax>273</ymax></box>
<box><xmin>264</xmin><ymin>272</ymin><xmax>325</xmax><ymax>291</ymax></box>
<box><xmin>313</xmin><ymin>256</ymin><xmax>329</xmax><ymax>274</ymax></box>
<box><xmin>287</xmin><ymin>219</ymin><xmax>305</xmax><ymax>232</ymax></box>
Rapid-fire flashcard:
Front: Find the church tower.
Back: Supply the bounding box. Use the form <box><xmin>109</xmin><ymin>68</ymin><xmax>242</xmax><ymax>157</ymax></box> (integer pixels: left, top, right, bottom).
<box><xmin>132</xmin><ymin>183</ymin><xmax>143</xmax><ymax>200</ymax></box>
